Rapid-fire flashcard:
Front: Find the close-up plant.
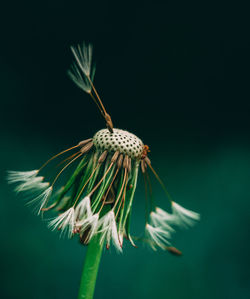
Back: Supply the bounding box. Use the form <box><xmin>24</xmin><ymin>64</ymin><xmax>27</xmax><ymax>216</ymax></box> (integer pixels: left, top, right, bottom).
<box><xmin>7</xmin><ymin>43</ymin><xmax>200</xmax><ymax>298</ymax></box>
<box><xmin>2</xmin><ymin>1</ymin><xmax>250</xmax><ymax>299</ymax></box>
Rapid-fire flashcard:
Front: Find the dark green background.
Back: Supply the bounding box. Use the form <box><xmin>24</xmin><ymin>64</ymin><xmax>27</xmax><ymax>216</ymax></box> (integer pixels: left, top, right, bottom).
<box><xmin>1</xmin><ymin>1</ymin><xmax>250</xmax><ymax>298</ymax></box>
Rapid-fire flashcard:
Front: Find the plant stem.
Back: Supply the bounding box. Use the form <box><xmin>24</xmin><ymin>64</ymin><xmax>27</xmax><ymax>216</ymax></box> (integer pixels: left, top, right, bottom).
<box><xmin>78</xmin><ymin>234</ymin><xmax>104</xmax><ymax>299</ymax></box>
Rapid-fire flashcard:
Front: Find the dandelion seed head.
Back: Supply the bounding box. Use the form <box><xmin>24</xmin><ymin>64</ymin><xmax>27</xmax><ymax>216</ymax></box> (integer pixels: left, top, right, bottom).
<box><xmin>7</xmin><ymin>41</ymin><xmax>200</xmax><ymax>253</ymax></box>
<box><xmin>93</xmin><ymin>128</ymin><xmax>144</xmax><ymax>159</ymax></box>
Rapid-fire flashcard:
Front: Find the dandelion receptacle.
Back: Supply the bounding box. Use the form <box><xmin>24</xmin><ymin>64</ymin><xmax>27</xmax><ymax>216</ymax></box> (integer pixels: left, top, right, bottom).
<box><xmin>7</xmin><ymin>43</ymin><xmax>200</xmax><ymax>298</ymax></box>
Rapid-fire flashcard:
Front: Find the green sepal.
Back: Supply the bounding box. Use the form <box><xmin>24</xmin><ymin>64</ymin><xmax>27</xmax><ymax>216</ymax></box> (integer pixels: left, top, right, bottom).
<box><xmin>121</xmin><ymin>163</ymin><xmax>139</xmax><ymax>243</ymax></box>
<box><xmin>116</xmin><ymin>169</ymin><xmax>126</xmax><ymax>230</ymax></box>
<box><xmin>74</xmin><ymin>153</ymin><xmax>95</xmax><ymax>202</ymax></box>
<box><xmin>49</xmin><ymin>156</ymin><xmax>88</xmax><ymax>211</ymax></box>
<box><xmin>91</xmin><ymin>163</ymin><xmax>116</xmax><ymax>212</ymax></box>
<box><xmin>86</xmin><ymin>153</ymin><xmax>100</xmax><ymax>193</ymax></box>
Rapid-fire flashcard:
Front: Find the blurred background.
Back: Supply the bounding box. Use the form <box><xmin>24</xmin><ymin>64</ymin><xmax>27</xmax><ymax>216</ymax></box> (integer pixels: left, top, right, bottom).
<box><xmin>1</xmin><ymin>0</ymin><xmax>250</xmax><ymax>298</ymax></box>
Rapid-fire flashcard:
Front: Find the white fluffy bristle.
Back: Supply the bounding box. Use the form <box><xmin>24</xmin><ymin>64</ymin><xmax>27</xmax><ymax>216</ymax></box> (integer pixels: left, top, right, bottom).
<box><xmin>93</xmin><ymin>128</ymin><xmax>144</xmax><ymax>159</ymax></box>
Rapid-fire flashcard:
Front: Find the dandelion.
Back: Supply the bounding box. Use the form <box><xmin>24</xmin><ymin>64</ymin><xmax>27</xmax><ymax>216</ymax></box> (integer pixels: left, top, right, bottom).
<box><xmin>7</xmin><ymin>42</ymin><xmax>200</xmax><ymax>298</ymax></box>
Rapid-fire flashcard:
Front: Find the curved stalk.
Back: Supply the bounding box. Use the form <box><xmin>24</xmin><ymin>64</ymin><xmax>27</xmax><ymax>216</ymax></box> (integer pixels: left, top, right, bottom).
<box><xmin>78</xmin><ymin>234</ymin><xmax>104</xmax><ymax>299</ymax></box>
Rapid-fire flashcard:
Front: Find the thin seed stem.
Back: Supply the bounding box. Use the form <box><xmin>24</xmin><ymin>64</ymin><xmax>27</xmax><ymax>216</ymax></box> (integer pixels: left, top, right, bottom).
<box><xmin>89</xmin><ymin>91</ymin><xmax>105</xmax><ymax>117</ymax></box>
<box><xmin>88</xmin><ymin>162</ymin><xmax>114</xmax><ymax>197</ymax></box>
<box><xmin>91</xmin><ymin>165</ymin><xmax>115</xmax><ymax>213</ymax></box>
<box><xmin>121</xmin><ymin>165</ymin><xmax>139</xmax><ymax>233</ymax></box>
<box><xmin>56</xmin><ymin>151</ymin><xmax>81</xmax><ymax>168</ymax></box>
<box><xmin>145</xmin><ymin>171</ymin><xmax>156</xmax><ymax>210</ymax></box>
<box><xmin>73</xmin><ymin>164</ymin><xmax>100</xmax><ymax>207</ymax></box>
<box><xmin>147</xmin><ymin>163</ymin><xmax>173</xmax><ymax>202</ymax></box>
<box><xmin>113</xmin><ymin>168</ymin><xmax>127</xmax><ymax>211</ymax></box>
<box><xmin>143</xmin><ymin>172</ymin><xmax>149</xmax><ymax>222</ymax></box>
<box><xmin>41</xmin><ymin>201</ymin><xmax>57</xmax><ymax>212</ymax></box>
<box><xmin>39</xmin><ymin>145</ymin><xmax>80</xmax><ymax>172</ymax></box>
<box><xmin>51</xmin><ymin>153</ymin><xmax>83</xmax><ymax>187</ymax></box>
<box><xmin>115</xmin><ymin>175</ymin><xmax>128</xmax><ymax>219</ymax></box>
<box><xmin>87</xmin><ymin>75</ymin><xmax>107</xmax><ymax>115</ymax></box>
<box><xmin>98</xmin><ymin>167</ymin><xmax>120</xmax><ymax>212</ymax></box>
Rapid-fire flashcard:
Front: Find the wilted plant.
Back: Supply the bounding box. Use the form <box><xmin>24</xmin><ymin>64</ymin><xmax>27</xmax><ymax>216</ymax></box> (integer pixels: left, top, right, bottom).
<box><xmin>7</xmin><ymin>42</ymin><xmax>200</xmax><ymax>299</ymax></box>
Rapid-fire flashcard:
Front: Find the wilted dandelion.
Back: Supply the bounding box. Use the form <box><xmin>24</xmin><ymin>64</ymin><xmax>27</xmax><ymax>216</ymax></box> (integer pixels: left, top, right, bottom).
<box><xmin>7</xmin><ymin>42</ymin><xmax>200</xmax><ymax>298</ymax></box>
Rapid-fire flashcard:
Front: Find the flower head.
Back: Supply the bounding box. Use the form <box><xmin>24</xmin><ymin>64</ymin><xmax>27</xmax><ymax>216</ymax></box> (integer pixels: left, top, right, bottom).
<box><xmin>7</xmin><ymin>42</ymin><xmax>200</xmax><ymax>253</ymax></box>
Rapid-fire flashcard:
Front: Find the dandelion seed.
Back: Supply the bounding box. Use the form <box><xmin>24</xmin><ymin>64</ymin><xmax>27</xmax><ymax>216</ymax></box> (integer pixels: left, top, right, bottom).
<box><xmin>77</xmin><ymin>214</ymin><xmax>99</xmax><ymax>243</ymax></box>
<box><xmin>150</xmin><ymin>210</ymin><xmax>175</xmax><ymax>233</ymax></box>
<box><xmin>145</xmin><ymin>223</ymin><xmax>171</xmax><ymax>251</ymax></box>
<box><xmin>166</xmin><ymin>246</ymin><xmax>182</xmax><ymax>256</ymax></box>
<box><xmin>70</xmin><ymin>43</ymin><xmax>93</xmax><ymax>77</ymax></box>
<box><xmin>172</xmin><ymin>201</ymin><xmax>200</xmax><ymax>229</ymax></box>
<box><xmin>155</xmin><ymin>207</ymin><xmax>177</xmax><ymax>224</ymax></box>
<box><xmin>14</xmin><ymin>176</ymin><xmax>47</xmax><ymax>193</ymax></box>
<box><xmin>26</xmin><ymin>186</ymin><xmax>52</xmax><ymax>215</ymax></box>
<box><xmin>74</xmin><ymin>196</ymin><xmax>92</xmax><ymax>221</ymax></box>
<box><xmin>7</xmin><ymin>170</ymin><xmax>39</xmax><ymax>183</ymax></box>
<box><xmin>68</xmin><ymin>63</ymin><xmax>95</xmax><ymax>94</ymax></box>
<box><xmin>48</xmin><ymin>207</ymin><xmax>75</xmax><ymax>237</ymax></box>
<box><xmin>98</xmin><ymin>211</ymin><xmax>122</xmax><ymax>252</ymax></box>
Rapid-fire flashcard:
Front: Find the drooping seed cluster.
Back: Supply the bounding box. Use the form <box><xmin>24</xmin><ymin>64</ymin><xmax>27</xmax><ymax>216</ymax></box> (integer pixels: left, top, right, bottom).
<box><xmin>7</xmin><ymin>41</ymin><xmax>200</xmax><ymax>253</ymax></box>
<box><xmin>93</xmin><ymin>128</ymin><xmax>144</xmax><ymax>159</ymax></box>
<box><xmin>7</xmin><ymin>129</ymin><xmax>200</xmax><ymax>252</ymax></box>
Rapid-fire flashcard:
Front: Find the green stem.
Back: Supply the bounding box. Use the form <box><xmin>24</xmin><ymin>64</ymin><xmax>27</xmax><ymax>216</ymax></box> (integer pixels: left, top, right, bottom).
<box><xmin>78</xmin><ymin>234</ymin><xmax>104</xmax><ymax>299</ymax></box>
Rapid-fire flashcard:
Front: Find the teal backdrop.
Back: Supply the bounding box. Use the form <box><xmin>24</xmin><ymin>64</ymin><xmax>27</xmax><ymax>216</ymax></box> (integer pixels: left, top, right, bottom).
<box><xmin>1</xmin><ymin>1</ymin><xmax>250</xmax><ymax>298</ymax></box>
